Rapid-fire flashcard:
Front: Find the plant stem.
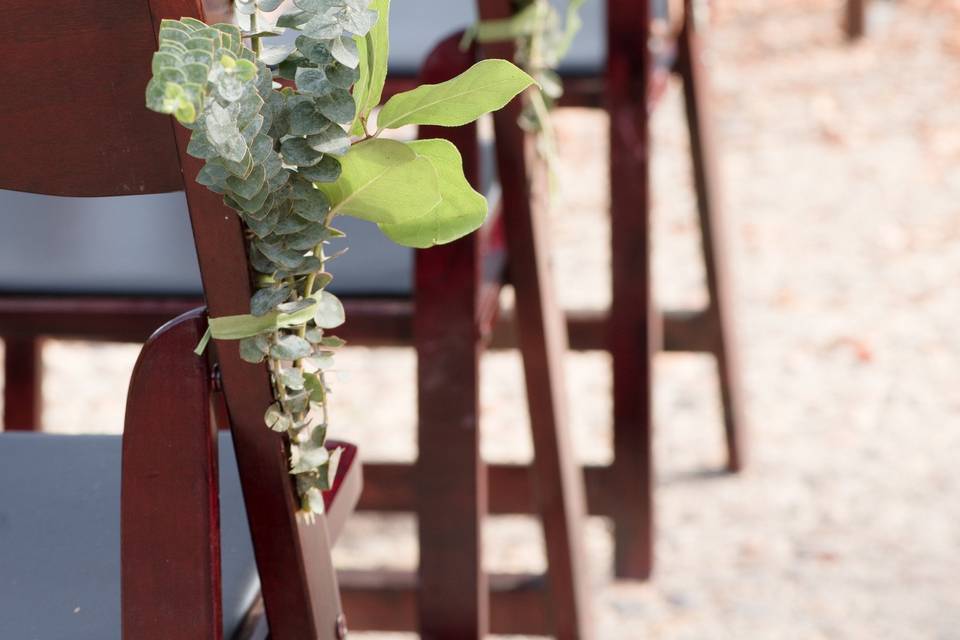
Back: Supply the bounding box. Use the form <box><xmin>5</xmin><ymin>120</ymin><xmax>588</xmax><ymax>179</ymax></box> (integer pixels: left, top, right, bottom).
<box><xmin>250</xmin><ymin>12</ymin><xmax>262</xmax><ymax>58</ymax></box>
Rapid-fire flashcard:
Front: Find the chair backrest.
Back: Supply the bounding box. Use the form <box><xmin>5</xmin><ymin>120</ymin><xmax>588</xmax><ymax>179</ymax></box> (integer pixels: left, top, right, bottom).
<box><xmin>0</xmin><ymin>1</ymin><xmax>340</xmax><ymax>636</ymax></box>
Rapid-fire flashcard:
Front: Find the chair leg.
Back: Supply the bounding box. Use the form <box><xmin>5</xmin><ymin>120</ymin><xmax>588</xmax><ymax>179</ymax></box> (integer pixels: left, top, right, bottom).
<box><xmin>415</xmin><ymin>232</ymin><xmax>486</xmax><ymax>639</ymax></box>
<box><xmin>845</xmin><ymin>0</ymin><xmax>867</xmax><ymax>39</ymax></box>
<box><xmin>121</xmin><ymin>309</ymin><xmax>222</xmax><ymax>640</ymax></box>
<box><xmin>607</xmin><ymin>0</ymin><xmax>658</xmax><ymax>581</ymax></box>
<box><xmin>415</xmin><ymin>40</ymin><xmax>488</xmax><ymax>633</ymax></box>
<box><xmin>3</xmin><ymin>336</ymin><xmax>42</xmax><ymax>431</ymax></box>
<box><xmin>493</xmin><ymin>106</ymin><xmax>594</xmax><ymax>638</ymax></box>
<box><xmin>677</xmin><ymin>16</ymin><xmax>748</xmax><ymax>473</ymax></box>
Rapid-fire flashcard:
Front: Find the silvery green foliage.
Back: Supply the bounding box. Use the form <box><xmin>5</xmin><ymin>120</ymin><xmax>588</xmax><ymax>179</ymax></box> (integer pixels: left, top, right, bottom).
<box><xmin>146</xmin><ymin>0</ymin><xmax>531</xmax><ymax>515</ymax></box>
<box><xmin>146</xmin><ymin>10</ymin><xmax>376</xmax><ymax>515</ymax></box>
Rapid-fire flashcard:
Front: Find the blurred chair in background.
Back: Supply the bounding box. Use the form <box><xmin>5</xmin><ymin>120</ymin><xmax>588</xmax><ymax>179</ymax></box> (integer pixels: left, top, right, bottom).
<box><xmin>846</xmin><ymin>0</ymin><xmax>868</xmax><ymax>39</ymax></box>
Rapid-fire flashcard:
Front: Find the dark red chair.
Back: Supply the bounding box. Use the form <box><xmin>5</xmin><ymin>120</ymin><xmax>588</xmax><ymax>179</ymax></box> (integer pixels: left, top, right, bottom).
<box><xmin>0</xmin><ymin>0</ymin><xmax>361</xmax><ymax>638</ymax></box>
<box><xmin>377</xmin><ymin>0</ymin><xmax>747</xmax><ymax>581</ymax></box>
<box><xmin>0</xmin><ymin>4</ymin><xmax>595</xmax><ymax>639</ymax></box>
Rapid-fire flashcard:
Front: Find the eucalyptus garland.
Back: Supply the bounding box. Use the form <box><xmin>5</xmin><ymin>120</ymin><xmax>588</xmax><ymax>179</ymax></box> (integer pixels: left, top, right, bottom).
<box><xmin>147</xmin><ymin>0</ymin><xmax>534</xmax><ymax>515</ymax></box>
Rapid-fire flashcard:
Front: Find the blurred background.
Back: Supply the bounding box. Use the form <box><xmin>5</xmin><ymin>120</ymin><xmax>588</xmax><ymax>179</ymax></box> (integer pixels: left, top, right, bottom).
<box><xmin>5</xmin><ymin>0</ymin><xmax>960</xmax><ymax>636</ymax></box>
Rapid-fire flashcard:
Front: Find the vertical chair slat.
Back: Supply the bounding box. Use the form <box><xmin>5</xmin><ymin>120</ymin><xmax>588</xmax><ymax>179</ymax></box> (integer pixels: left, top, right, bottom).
<box><xmin>413</xmin><ymin>35</ymin><xmax>489</xmax><ymax>639</ymax></box>
<box><xmin>2</xmin><ymin>337</ymin><xmax>42</xmax><ymax>430</ymax></box>
<box><xmin>121</xmin><ymin>309</ymin><xmax>222</xmax><ymax>640</ymax></box>
<box><xmin>677</xmin><ymin>6</ymin><xmax>748</xmax><ymax>472</ymax></box>
<box><xmin>607</xmin><ymin>0</ymin><xmax>659</xmax><ymax>580</ymax></box>
<box><xmin>476</xmin><ymin>0</ymin><xmax>594</xmax><ymax>635</ymax></box>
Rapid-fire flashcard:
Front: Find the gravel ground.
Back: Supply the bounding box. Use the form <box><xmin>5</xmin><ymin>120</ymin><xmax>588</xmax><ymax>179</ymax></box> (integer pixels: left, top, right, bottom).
<box><xmin>5</xmin><ymin>1</ymin><xmax>960</xmax><ymax>637</ymax></box>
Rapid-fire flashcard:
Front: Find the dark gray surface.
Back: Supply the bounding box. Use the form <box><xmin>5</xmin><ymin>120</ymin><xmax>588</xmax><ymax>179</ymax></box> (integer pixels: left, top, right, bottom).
<box><xmin>0</xmin><ymin>190</ymin><xmax>202</xmax><ymax>296</ymax></box>
<box><xmin>0</xmin><ymin>189</ymin><xmax>413</xmax><ymax>297</ymax></box>
<box><xmin>0</xmin><ymin>432</ymin><xmax>259</xmax><ymax>640</ymax></box>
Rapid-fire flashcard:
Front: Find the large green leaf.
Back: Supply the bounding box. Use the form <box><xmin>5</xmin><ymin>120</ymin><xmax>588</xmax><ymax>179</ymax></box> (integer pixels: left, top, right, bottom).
<box><xmin>351</xmin><ymin>0</ymin><xmax>390</xmax><ymax>135</ymax></box>
<box><xmin>376</xmin><ymin>59</ymin><xmax>534</xmax><ymax>131</ymax></box>
<box><xmin>378</xmin><ymin>139</ymin><xmax>487</xmax><ymax>248</ymax></box>
<box><xmin>315</xmin><ymin>138</ymin><xmax>440</xmax><ymax>224</ymax></box>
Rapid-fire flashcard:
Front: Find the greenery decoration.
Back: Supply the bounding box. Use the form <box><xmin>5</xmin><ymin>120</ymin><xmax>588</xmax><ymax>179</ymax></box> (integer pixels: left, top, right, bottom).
<box><xmin>146</xmin><ymin>0</ymin><xmax>534</xmax><ymax>516</ymax></box>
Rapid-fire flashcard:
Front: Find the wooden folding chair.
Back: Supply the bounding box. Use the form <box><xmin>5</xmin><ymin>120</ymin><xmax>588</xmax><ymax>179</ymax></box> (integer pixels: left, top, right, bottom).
<box><xmin>325</xmin><ymin>32</ymin><xmax>593</xmax><ymax>639</ymax></box>
<box><xmin>1</xmin><ymin>3</ymin><xmax>593</xmax><ymax>638</ymax></box>
<box><xmin>375</xmin><ymin>0</ymin><xmax>746</xmax><ymax>581</ymax></box>
<box><xmin>0</xmin><ymin>0</ymin><xmax>362</xmax><ymax>637</ymax></box>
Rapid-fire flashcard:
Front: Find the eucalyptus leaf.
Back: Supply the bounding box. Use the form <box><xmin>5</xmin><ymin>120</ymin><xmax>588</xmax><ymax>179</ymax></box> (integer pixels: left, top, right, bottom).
<box><xmin>280</xmin><ymin>137</ymin><xmax>324</xmax><ymax>166</ymax></box>
<box><xmin>314</xmin><ymin>291</ymin><xmax>345</xmax><ymax>328</ymax></box>
<box><xmin>319</xmin><ymin>336</ymin><xmax>346</xmax><ymax>348</ymax></box>
<box><xmin>260</xmin><ymin>43</ymin><xmax>296</xmax><ymax>65</ymax></box>
<box><xmin>239</xmin><ymin>334</ymin><xmax>271</xmax><ymax>363</ymax></box>
<box><xmin>258</xmin><ymin>0</ymin><xmax>284</xmax><ymax>11</ymax></box>
<box><xmin>329</xmin><ymin>35</ymin><xmax>359</xmax><ymax>68</ymax></box>
<box><xmin>271</xmin><ymin>334</ymin><xmax>314</xmax><ymax>360</ymax></box>
<box><xmin>307</xmin><ymin>123</ymin><xmax>350</xmax><ymax>155</ymax></box>
<box><xmin>280</xmin><ymin>367</ymin><xmax>306</xmax><ymax>390</ymax></box>
<box><xmin>303</xmin><ymin>371</ymin><xmax>326</xmax><ymax>403</ymax></box>
<box><xmin>265</xmin><ymin>403</ymin><xmax>292</xmax><ymax>432</ymax></box>
<box><xmin>312</xmin><ymin>87</ymin><xmax>355</xmax><ymax>124</ymax></box>
<box><xmin>288</xmin><ymin>101</ymin><xmax>332</xmax><ymax>136</ymax></box>
<box><xmin>299</xmin><ymin>155</ymin><xmax>341</xmax><ymax>183</ymax></box>
<box><xmin>251</xmin><ymin>285</ymin><xmax>291</xmax><ymax>315</ymax></box>
<box><xmin>308</xmin><ymin>351</ymin><xmax>336</xmax><ymax>370</ymax></box>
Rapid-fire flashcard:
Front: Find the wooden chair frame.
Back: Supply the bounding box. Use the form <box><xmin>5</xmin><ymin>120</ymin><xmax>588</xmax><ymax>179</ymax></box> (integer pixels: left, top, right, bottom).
<box><xmin>1</xmin><ymin>0</ymin><xmax>361</xmax><ymax>637</ymax></box>
<box><xmin>421</xmin><ymin>0</ymin><xmax>747</xmax><ymax>581</ymax></box>
<box><xmin>1</xmin><ymin>0</ymin><xmax>745</xmax><ymax>632</ymax></box>
<box><xmin>1</xmin><ymin>3</ymin><xmax>594</xmax><ymax>637</ymax></box>
<box><xmin>335</xmin><ymin>32</ymin><xmax>593</xmax><ymax>638</ymax></box>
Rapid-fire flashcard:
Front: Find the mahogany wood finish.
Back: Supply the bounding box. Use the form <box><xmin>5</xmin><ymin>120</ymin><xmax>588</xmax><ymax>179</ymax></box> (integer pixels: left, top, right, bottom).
<box><xmin>414</xmin><ymin>38</ymin><xmax>487</xmax><ymax>637</ymax></box>
<box><xmin>676</xmin><ymin>10</ymin><xmax>747</xmax><ymax>472</ymax></box>
<box><xmin>606</xmin><ymin>0</ymin><xmax>659</xmax><ymax>580</ymax></box>
<box><xmin>478</xmin><ymin>0</ymin><xmax>593</xmax><ymax>635</ymax></box>
<box><xmin>121</xmin><ymin>309</ymin><xmax>222</xmax><ymax>640</ymax></box>
<box><xmin>2</xmin><ymin>337</ymin><xmax>42</xmax><ymax>430</ymax></box>
<box><xmin>336</xmin><ymin>32</ymin><xmax>593</xmax><ymax>638</ymax></box>
<box><xmin>2</xmin><ymin>0</ymin><xmax>357</xmax><ymax>637</ymax></box>
<box><xmin>846</xmin><ymin>0</ymin><xmax>867</xmax><ymax>39</ymax></box>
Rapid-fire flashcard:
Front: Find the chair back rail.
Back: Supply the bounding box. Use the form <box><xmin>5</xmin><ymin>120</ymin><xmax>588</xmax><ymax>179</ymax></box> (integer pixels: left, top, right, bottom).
<box><xmin>1</xmin><ymin>0</ymin><xmax>343</xmax><ymax>636</ymax></box>
<box><xmin>0</xmin><ymin>0</ymin><xmax>181</xmax><ymax>196</ymax></box>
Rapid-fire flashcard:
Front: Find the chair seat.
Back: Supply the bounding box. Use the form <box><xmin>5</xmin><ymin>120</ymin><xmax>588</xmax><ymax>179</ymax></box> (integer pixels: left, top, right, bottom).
<box><xmin>0</xmin><ymin>432</ymin><xmax>259</xmax><ymax>640</ymax></box>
